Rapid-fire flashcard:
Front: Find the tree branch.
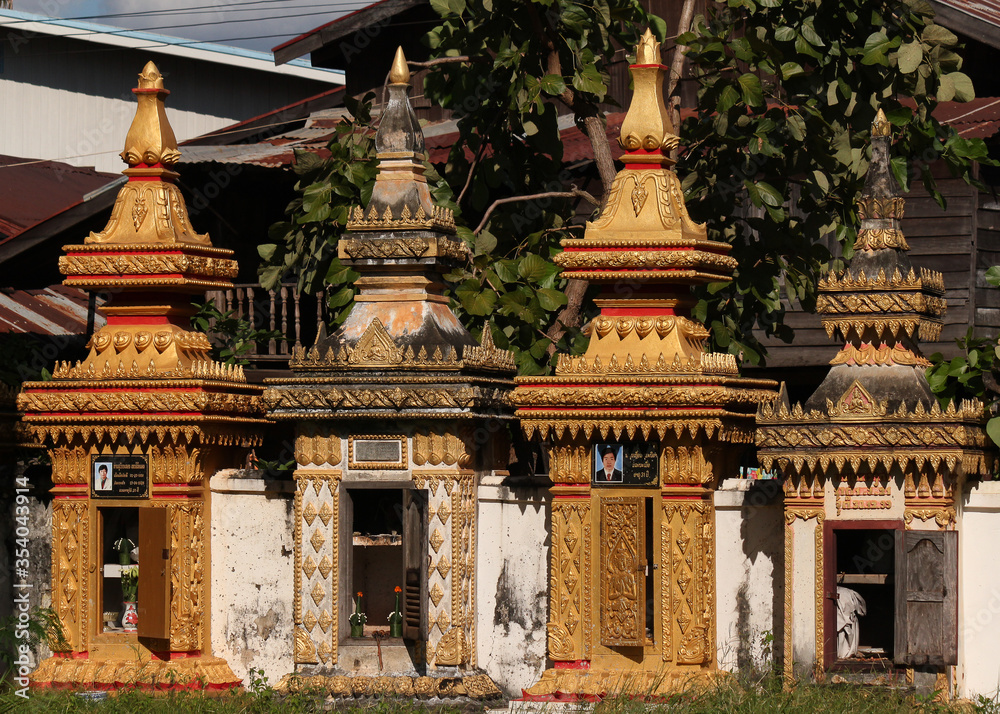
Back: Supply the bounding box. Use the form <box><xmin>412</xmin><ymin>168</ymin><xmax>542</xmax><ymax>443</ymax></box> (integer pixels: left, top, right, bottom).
<box><xmin>669</xmin><ymin>0</ymin><xmax>697</xmax><ymax>161</ymax></box>
<box><xmin>406</xmin><ymin>56</ymin><xmax>475</xmax><ymax>68</ymax></box>
<box><xmin>474</xmin><ymin>190</ymin><xmax>599</xmax><ymax>235</ymax></box>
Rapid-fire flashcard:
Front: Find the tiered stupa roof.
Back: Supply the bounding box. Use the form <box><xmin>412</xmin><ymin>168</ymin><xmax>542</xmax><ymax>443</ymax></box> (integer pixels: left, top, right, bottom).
<box><xmin>757</xmin><ymin>112</ymin><xmax>991</xmax><ymax>484</ymax></box>
<box><xmin>264</xmin><ymin>48</ymin><xmax>515</xmax><ymax>421</ymax></box>
<box><xmin>514</xmin><ymin>29</ymin><xmax>775</xmax><ymax>445</ymax></box>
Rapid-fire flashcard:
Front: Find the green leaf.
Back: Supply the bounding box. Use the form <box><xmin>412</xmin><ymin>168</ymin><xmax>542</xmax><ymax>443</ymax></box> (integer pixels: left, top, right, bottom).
<box><xmin>947</xmin><ymin>71</ymin><xmax>975</xmax><ymax>102</ymax></box>
<box><xmin>517</xmin><ymin>254</ymin><xmax>549</xmax><ymax>282</ymax></box>
<box><xmin>896</xmin><ymin>40</ymin><xmax>923</xmax><ymax>73</ymax></box>
<box><xmin>539</xmin><ymin>74</ymin><xmax>567</xmax><ymax>96</ymax></box>
<box><xmin>985</xmin><ymin>266</ymin><xmax>1000</xmax><ymax>287</ymax></box>
<box><xmin>737</xmin><ymin>72</ymin><xmax>764</xmax><ymax>107</ymax></box>
<box><xmin>987</xmin><ymin>417</ymin><xmax>1000</xmax><ymax>447</ymax></box>
<box><xmin>938</xmin><ymin>73</ymin><xmax>955</xmax><ymax>102</ymax></box>
<box><xmin>536</xmin><ymin>287</ymin><xmax>567</xmax><ymax>311</ymax></box>
<box><xmin>774</xmin><ymin>26</ymin><xmax>795</xmax><ymax>42</ymax></box>
<box><xmin>922</xmin><ymin>23</ymin><xmax>958</xmax><ymax>47</ymax></box>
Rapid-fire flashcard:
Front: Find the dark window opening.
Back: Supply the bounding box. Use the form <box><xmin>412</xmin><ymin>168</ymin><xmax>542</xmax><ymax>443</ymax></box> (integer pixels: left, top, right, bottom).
<box><xmin>834</xmin><ymin>528</ymin><xmax>895</xmax><ymax>661</ymax></box>
<box><xmin>99</xmin><ymin>507</ymin><xmax>138</xmax><ymax>634</ymax></box>
<box><xmin>349</xmin><ymin>489</ymin><xmax>404</xmax><ymax>635</ymax></box>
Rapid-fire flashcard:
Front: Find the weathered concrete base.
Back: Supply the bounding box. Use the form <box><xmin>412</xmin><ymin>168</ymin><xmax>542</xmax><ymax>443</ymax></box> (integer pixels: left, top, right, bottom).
<box><xmin>30</xmin><ymin>654</ymin><xmax>240</xmax><ymax>689</ymax></box>
<box><xmin>714</xmin><ymin>478</ymin><xmax>783</xmax><ymax>678</ymax></box>
<box><xmin>958</xmin><ymin>480</ymin><xmax>1000</xmax><ymax>700</ymax></box>
<box><xmin>476</xmin><ymin>476</ymin><xmax>549</xmax><ymax>696</ymax></box>
<box><xmin>522</xmin><ymin>667</ymin><xmax>726</xmax><ymax>698</ymax></box>
<box><xmin>210</xmin><ymin>469</ymin><xmax>295</xmax><ymax>685</ymax></box>
<box><xmin>274</xmin><ymin>671</ymin><xmax>503</xmax><ymax>699</ymax></box>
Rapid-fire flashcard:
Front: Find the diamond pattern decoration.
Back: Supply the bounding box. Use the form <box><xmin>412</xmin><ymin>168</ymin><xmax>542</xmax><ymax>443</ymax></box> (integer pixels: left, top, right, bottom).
<box><xmin>437</xmin><ymin>500</ymin><xmax>451</xmax><ymax>525</ymax></box>
<box><xmin>312</xmin><ymin>479</ymin><xmax>324</xmax><ymax>497</ymax></box>
<box><xmin>429</xmin><ymin>582</ymin><xmax>444</xmax><ymax>607</ymax></box>
<box><xmin>436</xmin><ymin>610</ymin><xmax>450</xmax><ymax>632</ymax></box>
<box><xmin>302</xmin><ymin>610</ymin><xmax>317</xmax><ymax>632</ymax></box>
<box><xmin>436</xmin><ymin>555</ymin><xmax>451</xmax><ymax>579</ymax></box>
<box><xmin>427</xmin><ymin>504</ymin><xmax>436</xmax><ymax>523</ymax></box>
<box><xmin>429</xmin><ymin>528</ymin><xmax>444</xmax><ymax>553</ymax></box>
<box><xmin>318</xmin><ymin>555</ymin><xmax>333</xmax><ymax>579</ymax></box>
<box><xmin>302</xmin><ymin>555</ymin><xmax>317</xmax><ymax>579</ymax></box>
<box><xmin>563</xmin><ymin>528</ymin><xmax>578</xmax><ymax>553</ymax></box>
<box><xmin>310</xmin><ymin>528</ymin><xmax>325</xmax><ymax>553</ymax></box>
<box><xmin>318</xmin><ymin>610</ymin><xmax>333</xmax><ymax>633</ymax></box>
<box><xmin>318</xmin><ymin>502</ymin><xmax>334</xmax><ymax>526</ymax></box>
<box><xmin>311</xmin><ymin>582</ymin><xmax>325</xmax><ymax>606</ymax></box>
<box><xmin>303</xmin><ymin>502</ymin><xmax>318</xmax><ymax>526</ymax></box>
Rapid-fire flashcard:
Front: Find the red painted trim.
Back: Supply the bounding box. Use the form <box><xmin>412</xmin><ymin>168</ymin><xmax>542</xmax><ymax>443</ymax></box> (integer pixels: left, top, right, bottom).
<box><xmin>599</xmin><ymin>306</ymin><xmax>685</xmax><ymax>316</ymax></box>
<box><xmin>105</xmin><ymin>316</ymin><xmax>177</xmax><ymax>326</ymax></box>
<box><xmin>553</xmin><ymin>660</ymin><xmax>590</xmax><ymax>670</ymax></box>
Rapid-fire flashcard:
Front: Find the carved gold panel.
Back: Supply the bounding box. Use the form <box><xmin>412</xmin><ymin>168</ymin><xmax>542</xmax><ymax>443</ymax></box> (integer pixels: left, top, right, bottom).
<box><xmin>295</xmin><ymin>423</ymin><xmax>342</xmax><ymax>467</ymax></box>
<box><xmin>600</xmin><ymin>497</ymin><xmax>644</xmax><ymax>647</ymax></box>
<box><xmin>662</xmin><ymin>500</ymin><xmax>714</xmax><ymax>665</ymax></box>
<box><xmin>548</xmin><ymin>439</ymin><xmax>593</xmax><ymax>484</ymax></box>
<box><xmin>52</xmin><ymin>501</ymin><xmax>89</xmax><ymax>652</ymax></box>
<box><xmin>549</xmin><ymin>499</ymin><xmax>591</xmax><ymax>659</ymax></box>
<box><xmin>168</xmin><ymin>502</ymin><xmax>204</xmax><ymax>651</ymax></box>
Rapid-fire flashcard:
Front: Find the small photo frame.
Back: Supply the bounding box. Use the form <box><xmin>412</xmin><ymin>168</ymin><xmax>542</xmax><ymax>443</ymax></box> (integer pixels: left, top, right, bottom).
<box><xmin>94</xmin><ymin>461</ymin><xmax>113</xmax><ymax>491</ymax></box>
<box><xmin>592</xmin><ymin>444</ymin><xmax>623</xmax><ymax>484</ymax></box>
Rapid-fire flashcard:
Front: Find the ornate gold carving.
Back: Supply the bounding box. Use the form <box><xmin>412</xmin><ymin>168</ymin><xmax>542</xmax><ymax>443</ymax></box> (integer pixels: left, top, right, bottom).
<box><xmin>601</xmin><ymin>497</ymin><xmax>643</xmax><ymax>646</ymax></box>
<box><xmin>463</xmin><ymin>322</ymin><xmax>517</xmax><ymax>373</ymax></box>
<box><xmin>618</xmin><ymin>30</ymin><xmax>678</xmax><ymax>157</ymax></box>
<box><xmin>816</xmin><ymin>292</ymin><xmax>945</xmax><ymax>317</ymax></box>
<box><xmin>59</xmin><ymin>252</ymin><xmax>237</xmax><ymax>279</ymax></box>
<box><xmin>52</xmin><ymin>501</ymin><xmax>87</xmax><ymax>652</ymax></box>
<box><xmin>169</xmin><ymin>502</ymin><xmax>204</xmax><ymax>651</ymax></box>
<box><xmin>434</xmin><ymin>628</ymin><xmax>464</xmax><ymax>666</ymax></box>
<box><xmin>295</xmin><ymin>627</ymin><xmax>318</xmax><ymax>664</ymax></box>
<box><xmin>340</xmin><ymin>235</ymin><xmax>469</xmax><ymax>262</ymax></box>
<box><xmin>429</xmin><ymin>582</ymin><xmax>444</xmax><ymax>606</ymax></box>
<box><xmin>664</xmin><ymin>500</ymin><xmax>715</xmax><ymax>665</ymax></box>
<box><xmin>904</xmin><ymin>507</ymin><xmax>956</xmax><ymax>528</ymax></box>
<box><xmin>347</xmin><ymin>203</ymin><xmax>456</xmax><ymax>232</ymax></box>
<box><xmin>556</xmin><ymin>246</ymin><xmax>736</xmax><ymax>272</ymax></box>
<box><xmin>87</xmin><ymin>181</ymin><xmax>210</xmax><ymax>246</ymax></box>
<box><xmin>818</xmin><ymin>266</ymin><xmax>944</xmax><ymax>293</ymax></box>
<box><xmin>31</xmin><ymin>655</ymin><xmax>240</xmax><ymax>689</ymax></box>
<box><xmin>19</xmin><ymin>389</ymin><xmax>261</xmax><ymax>415</ymax></box>
<box><xmin>295</xmin><ymin>424</ymin><xmax>342</xmax><ymax>466</ymax></box>
<box><xmin>829</xmin><ymin>342</ymin><xmax>931</xmax><ymax>367</ymax></box>
<box><xmin>550</xmin><ymin>500</ymin><xmax>590</xmax><ymax>659</ymax></box>
<box><xmin>854</xmin><ymin>228</ymin><xmax>909</xmax><ymax>251</ymax></box>
<box><xmin>274</xmin><ymin>672</ymin><xmax>502</xmax><ymax>700</ymax></box>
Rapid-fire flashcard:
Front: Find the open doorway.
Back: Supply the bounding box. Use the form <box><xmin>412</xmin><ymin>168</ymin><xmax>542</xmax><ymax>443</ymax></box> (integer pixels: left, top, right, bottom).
<box><xmin>350</xmin><ymin>489</ymin><xmax>404</xmax><ymax>631</ymax></box>
<box><xmin>826</xmin><ymin>523</ymin><xmax>897</xmax><ymax>667</ymax></box>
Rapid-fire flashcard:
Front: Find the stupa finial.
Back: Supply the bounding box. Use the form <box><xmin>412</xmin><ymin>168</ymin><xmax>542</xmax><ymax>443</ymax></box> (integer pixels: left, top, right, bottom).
<box><xmin>617</xmin><ymin>28</ymin><xmax>677</xmax><ymax>163</ymax></box>
<box><xmin>871</xmin><ymin>108</ymin><xmax>891</xmax><ymax>138</ymax></box>
<box><xmin>120</xmin><ymin>61</ymin><xmax>180</xmax><ymax>168</ymax></box>
<box><xmin>389</xmin><ymin>46</ymin><xmax>410</xmax><ymax>85</ymax></box>
<box><xmin>854</xmin><ymin>106</ymin><xmax>907</xmax><ymax>251</ymax></box>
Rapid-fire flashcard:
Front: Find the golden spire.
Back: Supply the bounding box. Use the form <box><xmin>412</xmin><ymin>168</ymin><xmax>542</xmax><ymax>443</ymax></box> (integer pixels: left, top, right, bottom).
<box><xmin>81</xmin><ymin>62</ymin><xmax>209</xmax><ymax>245</ymax></box>
<box><xmin>617</xmin><ymin>29</ymin><xmax>677</xmax><ymax>162</ymax></box>
<box><xmin>120</xmin><ymin>61</ymin><xmax>180</xmax><ymax>168</ymax></box>
<box><xmin>636</xmin><ymin>28</ymin><xmax>661</xmax><ymax>65</ymax></box>
<box><xmin>389</xmin><ymin>46</ymin><xmax>410</xmax><ymax>85</ymax></box>
<box><xmin>871</xmin><ymin>108</ymin><xmax>890</xmax><ymax>138</ymax></box>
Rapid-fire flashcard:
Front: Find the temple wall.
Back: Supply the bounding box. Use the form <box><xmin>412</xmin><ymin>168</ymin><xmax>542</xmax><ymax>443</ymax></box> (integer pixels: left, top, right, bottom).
<box><xmin>714</xmin><ymin>479</ymin><xmax>783</xmax><ymax>676</ymax></box>
<box><xmin>210</xmin><ymin>469</ymin><xmax>296</xmax><ymax>684</ymax></box>
<box><xmin>957</xmin><ymin>480</ymin><xmax>1000</xmax><ymax>700</ymax></box>
<box><xmin>476</xmin><ymin>477</ymin><xmax>549</xmax><ymax>696</ymax></box>
<box><xmin>789</xmin><ymin>516</ymin><xmax>820</xmax><ymax>677</ymax></box>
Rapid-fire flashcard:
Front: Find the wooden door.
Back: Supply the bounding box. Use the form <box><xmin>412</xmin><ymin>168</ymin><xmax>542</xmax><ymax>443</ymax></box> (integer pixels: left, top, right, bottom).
<box><xmin>600</xmin><ymin>496</ymin><xmax>645</xmax><ymax>647</ymax></box>
<box><xmin>137</xmin><ymin>506</ymin><xmax>170</xmax><ymax>640</ymax></box>
<box><xmin>402</xmin><ymin>489</ymin><xmax>427</xmax><ymax>641</ymax></box>
<box><xmin>894</xmin><ymin>530</ymin><xmax>958</xmax><ymax>666</ymax></box>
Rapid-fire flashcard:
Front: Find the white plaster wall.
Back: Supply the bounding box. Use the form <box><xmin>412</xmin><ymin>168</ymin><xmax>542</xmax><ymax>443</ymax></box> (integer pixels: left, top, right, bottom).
<box><xmin>210</xmin><ymin>469</ymin><xmax>296</xmax><ymax>686</ymax></box>
<box><xmin>476</xmin><ymin>477</ymin><xmax>549</xmax><ymax>697</ymax></box>
<box><xmin>957</xmin><ymin>480</ymin><xmax>1000</xmax><ymax>700</ymax></box>
<box><xmin>790</xmin><ymin>517</ymin><xmax>818</xmax><ymax>677</ymax></box>
<box><xmin>714</xmin><ymin>479</ymin><xmax>783</xmax><ymax>676</ymax></box>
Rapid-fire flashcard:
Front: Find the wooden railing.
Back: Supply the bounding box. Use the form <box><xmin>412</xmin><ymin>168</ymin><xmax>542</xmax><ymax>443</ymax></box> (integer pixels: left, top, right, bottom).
<box><xmin>204</xmin><ymin>283</ymin><xmax>329</xmax><ymax>366</ymax></box>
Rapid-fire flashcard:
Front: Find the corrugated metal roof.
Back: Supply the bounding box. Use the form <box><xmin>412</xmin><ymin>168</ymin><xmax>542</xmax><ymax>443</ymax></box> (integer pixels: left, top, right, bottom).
<box><xmin>0</xmin><ymin>286</ymin><xmax>103</xmax><ymax>336</ymax></box>
<box><xmin>933</xmin><ymin>0</ymin><xmax>1000</xmax><ymax>27</ymax></box>
<box><xmin>0</xmin><ymin>155</ymin><xmax>118</xmax><ymax>241</ymax></box>
<box><xmin>0</xmin><ymin>8</ymin><xmax>344</xmax><ymax>85</ymax></box>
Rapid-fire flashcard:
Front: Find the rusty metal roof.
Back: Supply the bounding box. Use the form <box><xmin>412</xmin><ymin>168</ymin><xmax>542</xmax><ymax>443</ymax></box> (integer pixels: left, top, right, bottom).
<box><xmin>0</xmin><ymin>156</ymin><xmax>118</xmax><ymax>241</ymax></box>
<box><xmin>0</xmin><ymin>285</ymin><xmax>103</xmax><ymax>336</ymax></box>
<box><xmin>930</xmin><ymin>1</ymin><xmax>1000</xmax><ymax>49</ymax></box>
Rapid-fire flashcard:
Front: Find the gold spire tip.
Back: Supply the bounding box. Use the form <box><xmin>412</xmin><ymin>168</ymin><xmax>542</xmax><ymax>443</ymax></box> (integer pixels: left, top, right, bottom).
<box><xmin>389</xmin><ymin>46</ymin><xmax>410</xmax><ymax>85</ymax></box>
<box><xmin>636</xmin><ymin>28</ymin><xmax>661</xmax><ymax>65</ymax></box>
<box><xmin>871</xmin><ymin>108</ymin><xmax>890</xmax><ymax>138</ymax></box>
<box><xmin>138</xmin><ymin>61</ymin><xmax>165</xmax><ymax>90</ymax></box>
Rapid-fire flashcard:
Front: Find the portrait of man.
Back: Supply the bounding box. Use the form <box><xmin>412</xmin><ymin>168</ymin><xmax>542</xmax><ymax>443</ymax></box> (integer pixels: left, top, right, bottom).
<box><xmin>94</xmin><ymin>462</ymin><xmax>113</xmax><ymax>491</ymax></box>
<box><xmin>593</xmin><ymin>445</ymin><xmax>623</xmax><ymax>483</ymax></box>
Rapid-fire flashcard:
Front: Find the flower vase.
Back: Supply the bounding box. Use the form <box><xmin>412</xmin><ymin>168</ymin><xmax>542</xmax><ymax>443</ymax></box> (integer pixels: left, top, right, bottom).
<box><xmin>122</xmin><ymin>602</ymin><xmax>138</xmax><ymax>633</ymax></box>
<box><xmin>389</xmin><ymin>622</ymin><xmax>403</xmax><ymax>638</ymax></box>
<box><xmin>350</xmin><ymin>623</ymin><xmax>364</xmax><ymax>638</ymax></box>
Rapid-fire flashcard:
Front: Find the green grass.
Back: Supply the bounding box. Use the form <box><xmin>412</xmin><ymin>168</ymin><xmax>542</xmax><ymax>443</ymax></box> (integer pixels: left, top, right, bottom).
<box><xmin>3</xmin><ymin>677</ymin><xmax>999</xmax><ymax>714</ymax></box>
